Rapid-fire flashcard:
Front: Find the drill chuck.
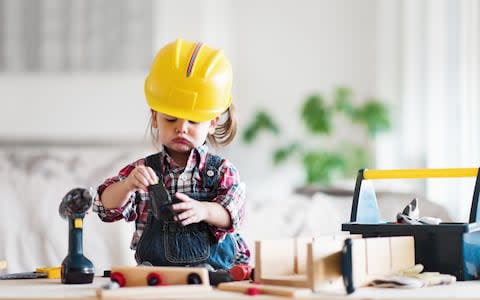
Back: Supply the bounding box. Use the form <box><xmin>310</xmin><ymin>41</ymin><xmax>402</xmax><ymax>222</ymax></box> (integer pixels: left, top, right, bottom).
<box><xmin>59</xmin><ymin>188</ymin><xmax>93</xmax><ymax>219</ymax></box>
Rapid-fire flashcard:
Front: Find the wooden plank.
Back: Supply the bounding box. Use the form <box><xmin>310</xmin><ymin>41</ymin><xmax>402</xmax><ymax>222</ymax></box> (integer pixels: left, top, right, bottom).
<box><xmin>97</xmin><ymin>284</ymin><xmax>212</xmax><ymax>299</ymax></box>
<box><xmin>1</xmin><ymin>276</ymin><xmax>480</xmax><ymax>299</ymax></box>
<box><xmin>0</xmin><ymin>277</ymin><xmax>100</xmax><ymax>300</ymax></box>
<box><xmin>217</xmin><ymin>281</ymin><xmax>311</xmax><ymax>298</ymax></box>
<box><xmin>257</xmin><ymin>274</ymin><xmax>309</xmax><ymax>288</ymax></box>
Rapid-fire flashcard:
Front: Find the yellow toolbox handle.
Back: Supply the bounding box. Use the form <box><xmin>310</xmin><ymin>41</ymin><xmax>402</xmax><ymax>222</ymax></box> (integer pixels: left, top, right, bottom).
<box><xmin>363</xmin><ymin>168</ymin><xmax>478</xmax><ymax>179</ymax></box>
<box><xmin>350</xmin><ymin>167</ymin><xmax>480</xmax><ymax>224</ymax></box>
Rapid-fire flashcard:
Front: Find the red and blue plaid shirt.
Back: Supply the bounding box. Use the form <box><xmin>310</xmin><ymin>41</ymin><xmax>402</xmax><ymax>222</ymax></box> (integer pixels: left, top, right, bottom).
<box><xmin>93</xmin><ymin>144</ymin><xmax>250</xmax><ymax>264</ymax></box>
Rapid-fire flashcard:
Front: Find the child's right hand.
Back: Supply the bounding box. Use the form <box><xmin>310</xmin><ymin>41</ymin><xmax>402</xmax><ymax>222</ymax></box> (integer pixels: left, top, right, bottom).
<box><xmin>125</xmin><ymin>166</ymin><xmax>158</xmax><ymax>192</ymax></box>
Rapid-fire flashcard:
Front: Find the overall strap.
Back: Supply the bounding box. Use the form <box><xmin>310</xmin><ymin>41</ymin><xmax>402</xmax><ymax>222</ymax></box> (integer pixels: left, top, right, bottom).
<box><xmin>202</xmin><ymin>153</ymin><xmax>223</xmax><ymax>192</ymax></box>
<box><xmin>144</xmin><ymin>152</ymin><xmax>163</xmax><ymax>180</ymax></box>
<box><xmin>145</xmin><ymin>151</ymin><xmax>222</xmax><ymax>191</ymax></box>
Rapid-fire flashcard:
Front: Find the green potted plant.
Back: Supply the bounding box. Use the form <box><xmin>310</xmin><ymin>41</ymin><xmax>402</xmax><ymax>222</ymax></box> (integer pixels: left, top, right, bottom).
<box><xmin>242</xmin><ymin>86</ymin><xmax>391</xmax><ymax>188</ymax></box>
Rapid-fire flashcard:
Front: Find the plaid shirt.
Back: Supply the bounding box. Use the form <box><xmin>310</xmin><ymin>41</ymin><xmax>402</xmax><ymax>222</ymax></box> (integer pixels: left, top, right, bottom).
<box><xmin>93</xmin><ymin>144</ymin><xmax>250</xmax><ymax>264</ymax></box>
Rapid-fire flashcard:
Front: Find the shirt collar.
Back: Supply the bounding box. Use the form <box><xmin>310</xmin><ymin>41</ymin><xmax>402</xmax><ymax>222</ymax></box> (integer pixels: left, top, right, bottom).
<box><xmin>161</xmin><ymin>144</ymin><xmax>209</xmax><ymax>171</ymax></box>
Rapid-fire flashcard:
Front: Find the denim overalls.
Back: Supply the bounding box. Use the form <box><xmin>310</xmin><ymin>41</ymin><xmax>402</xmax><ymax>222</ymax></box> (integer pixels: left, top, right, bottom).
<box><xmin>135</xmin><ymin>152</ymin><xmax>236</xmax><ymax>270</ymax></box>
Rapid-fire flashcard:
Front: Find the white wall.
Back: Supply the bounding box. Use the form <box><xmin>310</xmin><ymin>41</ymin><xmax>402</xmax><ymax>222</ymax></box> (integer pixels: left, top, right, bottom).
<box><xmin>0</xmin><ymin>0</ymin><xmax>379</xmax><ymax>192</ymax></box>
<box><xmin>228</xmin><ymin>0</ymin><xmax>378</xmax><ymax>189</ymax></box>
<box><xmin>0</xmin><ymin>74</ymin><xmax>148</xmax><ymax>142</ymax></box>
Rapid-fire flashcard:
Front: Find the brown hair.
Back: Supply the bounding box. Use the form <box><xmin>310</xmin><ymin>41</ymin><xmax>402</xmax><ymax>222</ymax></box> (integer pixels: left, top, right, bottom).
<box><xmin>208</xmin><ymin>103</ymin><xmax>237</xmax><ymax>147</ymax></box>
<box><xmin>147</xmin><ymin>103</ymin><xmax>237</xmax><ymax>149</ymax></box>
<box><xmin>148</xmin><ymin>113</ymin><xmax>159</xmax><ymax>150</ymax></box>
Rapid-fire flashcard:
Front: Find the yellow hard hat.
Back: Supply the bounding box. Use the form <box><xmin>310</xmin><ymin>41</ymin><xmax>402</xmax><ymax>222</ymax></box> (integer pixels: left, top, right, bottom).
<box><xmin>144</xmin><ymin>38</ymin><xmax>233</xmax><ymax>122</ymax></box>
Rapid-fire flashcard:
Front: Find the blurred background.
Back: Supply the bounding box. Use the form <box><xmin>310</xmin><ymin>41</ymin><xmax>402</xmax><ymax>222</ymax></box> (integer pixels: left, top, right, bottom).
<box><xmin>0</xmin><ymin>0</ymin><xmax>479</xmax><ymax>272</ymax></box>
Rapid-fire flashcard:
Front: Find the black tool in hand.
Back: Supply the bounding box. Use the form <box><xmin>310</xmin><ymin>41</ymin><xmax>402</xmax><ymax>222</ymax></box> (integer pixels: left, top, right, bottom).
<box><xmin>58</xmin><ymin>188</ymin><xmax>95</xmax><ymax>284</ymax></box>
<box><xmin>148</xmin><ymin>183</ymin><xmax>177</xmax><ymax>220</ymax></box>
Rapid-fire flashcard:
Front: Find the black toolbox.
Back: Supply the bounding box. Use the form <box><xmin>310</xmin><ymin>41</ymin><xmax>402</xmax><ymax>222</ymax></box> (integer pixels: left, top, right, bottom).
<box><xmin>341</xmin><ymin>168</ymin><xmax>480</xmax><ymax>280</ymax></box>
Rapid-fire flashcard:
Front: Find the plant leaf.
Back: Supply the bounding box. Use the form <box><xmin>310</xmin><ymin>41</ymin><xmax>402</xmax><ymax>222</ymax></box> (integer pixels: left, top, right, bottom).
<box><xmin>301</xmin><ymin>94</ymin><xmax>332</xmax><ymax>134</ymax></box>
<box><xmin>302</xmin><ymin>151</ymin><xmax>345</xmax><ymax>185</ymax></box>
<box><xmin>242</xmin><ymin>110</ymin><xmax>280</xmax><ymax>143</ymax></box>
<box><xmin>334</xmin><ymin>86</ymin><xmax>355</xmax><ymax>116</ymax></box>
<box><xmin>273</xmin><ymin>143</ymin><xmax>300</xmax><ymax>165</ymax></box>
<box><xmin>243</xmin><ymin>87</ymin><xmax>392</xmax><ymax>186</ymax></box>
<box><xmin>353</xmin><ymin>100</ymin><xmax>391</xmax><ymax>136</ymax></box>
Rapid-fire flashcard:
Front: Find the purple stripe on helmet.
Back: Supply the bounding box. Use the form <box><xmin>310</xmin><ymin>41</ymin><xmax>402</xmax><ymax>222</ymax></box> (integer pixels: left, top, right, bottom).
<box><xmin>186</xmin><ymin>43</ymin><xmax>203</xmax><ymax>77</ymax></box>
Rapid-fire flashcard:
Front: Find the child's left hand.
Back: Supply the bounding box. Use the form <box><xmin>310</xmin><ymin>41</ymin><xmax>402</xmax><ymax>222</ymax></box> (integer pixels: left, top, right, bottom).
<box><xmin>171</xmin><ymin>192</ymin><xmax>208</xmax><ymax>226</ymax></box>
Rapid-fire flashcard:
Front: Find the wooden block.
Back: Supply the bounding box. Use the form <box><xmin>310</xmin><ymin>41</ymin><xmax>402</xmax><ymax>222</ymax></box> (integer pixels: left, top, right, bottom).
<box><xmin>390</xmin><ymin>236</ymin><xmax>415</xmax><ymax>272</ymax></box>
<box><xmin>350</xmin><ymin>238</ymin><xmax>368</xmax><ymax>288</ymax></box>
<box><xmin>255</xmin><ymin>239</ymin><xmax>296</xmax><ymax>279</ymax></box>
<box><xmin>110</xmin><ymin>266</ymin><xmax>209</xmax><ymax>287</ymax></box>
<box><xmin>97</xmin><ymin>284</ymin><xmax>212</xmax><ymax>299</ymax></box>
<box><xmin>294</xmin><ymin>237</ymin><xmax>312</xmax><ymax>274</ymax></box>
<box><xmin>255</xmin><ymin>238</ymin><xmax>312</xmax><ymax>288</ymax></box>
<box><xmin>350</xmin><ymin>236</ymin><xmax>415</xmax><ymax>288</ymax></box>
<box><xmin>217</xmin><ymin>281</ymin><xmax>311</xmax><ymax>298</ymax></box>
<box><xmin>308</xmin><ymin>235</ymin><xmax>348</xmax><ymax>292</ymax></box>
<box><xmin>365</xmin><ymin>237</ymin><xmax>390</xmax><ymax>275</ymax></box>
<box><xmin>255</xmin><ymin>235</ymin><xmax>361</xmax><ymax>290</ymax></box>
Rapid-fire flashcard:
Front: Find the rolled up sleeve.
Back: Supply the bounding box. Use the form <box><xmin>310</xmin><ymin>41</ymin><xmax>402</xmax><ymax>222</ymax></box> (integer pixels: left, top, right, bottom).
<box><xmin>93</xmin><ymin>190</ymin><xmax>137</xmax><ymax>222</ymax></box>
<box><xmin>210</xmin><ymin>160</ymin><xmax>247</xmax><ymax>241</ymax></box>
<box><xmin>92</xmin><ymin>161</ymin><xmax>142</xmax><ymax>222</ymax></box>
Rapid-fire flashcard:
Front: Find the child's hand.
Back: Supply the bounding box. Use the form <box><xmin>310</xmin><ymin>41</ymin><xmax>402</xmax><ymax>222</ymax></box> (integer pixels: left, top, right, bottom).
<box><xmin>125</xmin><ymin>166</ymin><xmax>158</xmax><ymax>192</ymax></box>
<box><xmin>172</xmin><ymin>192</ymin><xmax>208</xmax><ymax>226</ymax></box>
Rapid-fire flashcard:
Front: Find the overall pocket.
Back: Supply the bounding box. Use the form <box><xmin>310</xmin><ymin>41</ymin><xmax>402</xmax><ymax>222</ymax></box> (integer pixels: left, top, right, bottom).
<box><xmin>135</xmin><ymin>216</ymin><xmax>167</xmax><ymax>266</ymax></box>
<box><xmin>164</xmin><ymin>221</ymin><xmax>210</xmax><ymax>264</ymax></box>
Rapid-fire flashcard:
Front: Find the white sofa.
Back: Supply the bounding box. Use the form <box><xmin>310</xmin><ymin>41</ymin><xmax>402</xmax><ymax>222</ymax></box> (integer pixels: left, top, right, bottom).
<box><xmin>0</xmin><ymin>145</ymin><xmax>451</xmax><ymax>274</ymax></box>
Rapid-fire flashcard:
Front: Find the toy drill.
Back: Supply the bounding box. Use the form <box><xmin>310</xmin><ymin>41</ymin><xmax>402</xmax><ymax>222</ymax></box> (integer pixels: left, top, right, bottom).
<box><xmin>58</xmin><ymin>188</ymin><xmax>95</xmax><ymax>284</ymax></box>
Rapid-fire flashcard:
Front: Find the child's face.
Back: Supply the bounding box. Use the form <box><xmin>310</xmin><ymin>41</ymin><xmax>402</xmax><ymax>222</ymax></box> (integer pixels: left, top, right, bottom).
<box><xmin>152</xmin><ymin>111</ymin><xmax>218</xmax><ymax>154</ymax></box>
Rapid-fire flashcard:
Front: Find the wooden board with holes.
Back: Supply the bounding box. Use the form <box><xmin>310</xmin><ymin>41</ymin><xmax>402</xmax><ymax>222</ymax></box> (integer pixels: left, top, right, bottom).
<box><xmin>109</xmin><ymin>266</ymin><xmax>210</xmax><ymax>287</ymax></box>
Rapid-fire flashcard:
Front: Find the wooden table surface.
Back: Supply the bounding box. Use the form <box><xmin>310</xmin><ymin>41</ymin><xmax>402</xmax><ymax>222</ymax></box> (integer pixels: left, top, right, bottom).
<box><xmin>2</xmin><ymin>277</ymin><xmax>480</xmax><ymax>300</ymax></box>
